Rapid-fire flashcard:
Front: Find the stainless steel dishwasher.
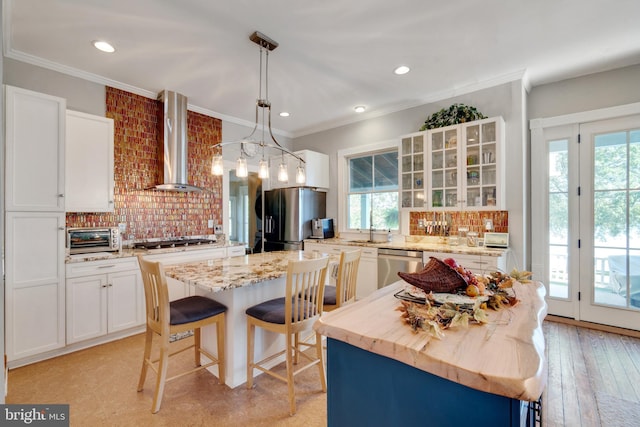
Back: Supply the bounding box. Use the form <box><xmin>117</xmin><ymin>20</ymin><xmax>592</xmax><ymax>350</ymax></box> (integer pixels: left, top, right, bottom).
<box><xmin>377</xmin><ymin>248</ymin><xmax>424</xmax><ymax>288</ymax></box>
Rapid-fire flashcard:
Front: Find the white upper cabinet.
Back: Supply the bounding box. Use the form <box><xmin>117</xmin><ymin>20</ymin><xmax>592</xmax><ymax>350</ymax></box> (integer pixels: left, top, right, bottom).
<box><xmin>269</xmin><ymin>149</ymin><xmax>329</xmax><ymax>189</ymax></box>
<box><xmin>65</xmin><ymin>110</ymin><xmax>115</xmax><ymax>212</ymax></box>
<box><xmin>5</xmin><ymin>85</ymin><xmax>66</xmax><ymax>212</ymax></box>
<box><xmin>400</xmin><ymin>133</ymin><xmax>426</xmax><ymax>208</ymax></box>
<box><xmin>427</xmin><ymin>117</ymin><xmax>505</xmax><ymax>210</ymax></box>
<box><xmin>460</xmin><ymin>117</ymin><xmax>505</xmax><ymax>210</ymax></box>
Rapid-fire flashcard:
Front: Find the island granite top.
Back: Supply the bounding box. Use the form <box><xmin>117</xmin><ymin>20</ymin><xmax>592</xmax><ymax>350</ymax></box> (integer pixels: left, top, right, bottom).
<box><xmin>163</xmin><ymin>250</ymin><xmax>339</xmax><ymax>293</ymax></box>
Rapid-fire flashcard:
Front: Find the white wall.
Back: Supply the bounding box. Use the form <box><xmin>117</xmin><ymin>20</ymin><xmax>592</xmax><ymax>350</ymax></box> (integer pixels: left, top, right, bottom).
<box><xmin>529</xmin><ymin>64</ymin><xmax>640</xmax><ymax>120</ymax></box>
<box><xmin>3</xmin><ymin>57</ymin><xmax>105</xmax><ymax>115</ymax></box>
<box><xmin>293</xmin><ymin>80</ymin><xmax>530</xmax><ymax>271</ymax></box>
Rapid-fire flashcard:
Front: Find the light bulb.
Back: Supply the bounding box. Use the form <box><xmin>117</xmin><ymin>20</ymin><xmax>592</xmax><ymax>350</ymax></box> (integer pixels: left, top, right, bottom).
<box><xmin>295</xmin><ymin>165</ymin><xmax>306</xmax><ymax>184</ymax></box>
<box><xmin>211</xmin><ymin>154</ymin><xmax>223</xmax><ymax>176</ymax></box>
<box><xmin>277</xmin><ymin>162</ymin><xmax>288</xmax><ymax>182</ymax></box>
<box><xmin>236</xmin><ymin>157</ymin><xmax>248</xmax><ymax>178</ymax></box>
<box><xmin>258</xmin><ymin>159</ymin><xmax>269</xmax><ymax>179</ymax></box>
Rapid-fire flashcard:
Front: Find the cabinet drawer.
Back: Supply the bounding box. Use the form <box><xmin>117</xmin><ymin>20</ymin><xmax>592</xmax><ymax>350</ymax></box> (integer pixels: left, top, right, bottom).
<box><xmin>66</xmin><ymin>257</ymin><xmax>139</xmax><ymax>278</ymax></box>
<box><xmin>227</xmin><ymin>246</ymin><xmax>246</xmax><ymax>257</ymax></box>
<box><xmin>360</xmin><ymin>248</ymin><xmax>378</xmax><ymax>258</ymax></box>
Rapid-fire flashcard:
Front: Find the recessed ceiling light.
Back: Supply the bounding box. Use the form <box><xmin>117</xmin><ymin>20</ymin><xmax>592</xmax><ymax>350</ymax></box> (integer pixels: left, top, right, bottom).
<box><xmin>354</xmin><ymin>106</ymin><xmax>366</xmax><ymax>113</ymax></box>
<box><xmin>394</xmin><ymin>65</ymin><xmax>410</xmax><ymax>75</ymax></box>
<box><xmin>279</xmin><ymin>112</ymin><xmax>290</xmax><ymax>117</ymax></box>
<box><xmin>92</xmin><ymin>40</ymin><xmax>115</xmax><ymax>53</ymax></box>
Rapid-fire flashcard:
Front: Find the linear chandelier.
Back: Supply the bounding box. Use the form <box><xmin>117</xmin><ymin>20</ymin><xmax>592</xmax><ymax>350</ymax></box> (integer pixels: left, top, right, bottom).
<box><xmin>211</xmin><ymin>31</ymin><xmax>305</xmax><ymax>184</ymax></box>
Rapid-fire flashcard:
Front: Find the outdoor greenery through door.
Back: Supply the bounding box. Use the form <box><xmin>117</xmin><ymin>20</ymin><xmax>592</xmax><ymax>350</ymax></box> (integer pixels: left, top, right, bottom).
<box><xmin>532</xmin><ymin>109</ymin><xmax>640</xmax><ymax>331</ymax></box>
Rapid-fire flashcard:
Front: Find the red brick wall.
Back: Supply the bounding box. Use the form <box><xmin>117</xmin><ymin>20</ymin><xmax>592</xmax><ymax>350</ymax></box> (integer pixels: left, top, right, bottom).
<box><xmin>65</xmin><ymin>87</ymin><xmax>223</xmax><ymax>240</ymax></box>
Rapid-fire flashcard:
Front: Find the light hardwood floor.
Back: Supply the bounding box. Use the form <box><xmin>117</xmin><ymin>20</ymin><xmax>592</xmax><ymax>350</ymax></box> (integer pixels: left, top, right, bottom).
<box><xmin>6</xmin><ymin>320</ymin><xmax>640</xmax><ymax>426</ymax></box>
<box><xmin>542</xmin><ymin>321</ymin><xmax>640</xmax><ymax>427</ymax></box>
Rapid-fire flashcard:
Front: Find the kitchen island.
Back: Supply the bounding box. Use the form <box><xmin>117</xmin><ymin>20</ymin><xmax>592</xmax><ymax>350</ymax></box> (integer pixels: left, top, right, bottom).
<box><xmin>314</xmin><ymin>279</ymin><xmax>547</xmax><ymax>426</ymax></box>
<box><xmin>162</xmin><ymin>250</ymin><xmax>337</xmax><ymax>388</ymax></box>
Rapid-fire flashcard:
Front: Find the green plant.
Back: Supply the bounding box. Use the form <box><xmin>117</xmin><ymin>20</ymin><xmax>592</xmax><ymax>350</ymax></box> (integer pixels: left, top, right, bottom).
<box><xmin>419</xmin><ymin>104</ymin><xmax>486</xmax><ymax>131</ymax></box>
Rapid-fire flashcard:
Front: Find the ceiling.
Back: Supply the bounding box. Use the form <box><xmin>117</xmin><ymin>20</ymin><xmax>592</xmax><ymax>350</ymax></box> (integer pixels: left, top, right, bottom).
<box><xmin>5</xmin><ymin>0</ymin><xmax>640</xmax><ymax>138</ymax></box>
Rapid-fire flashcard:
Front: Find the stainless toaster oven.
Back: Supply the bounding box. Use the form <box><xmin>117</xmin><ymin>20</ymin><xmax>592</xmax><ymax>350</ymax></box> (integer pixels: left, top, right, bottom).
<box><xmin>67</xmin><ymin>227</ymin><xmax>121</xmax><ymax>254</ymax></box>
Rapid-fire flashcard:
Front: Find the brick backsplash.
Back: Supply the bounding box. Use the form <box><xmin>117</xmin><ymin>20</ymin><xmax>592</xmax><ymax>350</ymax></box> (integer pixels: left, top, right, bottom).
<box><xmin>66</xmin><ymin>87</ymin><xmax>223</xmax><ymax>240</ymax></box>
<box><xmin>409</xmin><ymin>210</ymin><xmax>508</xmax><ymax>236</ymax></box>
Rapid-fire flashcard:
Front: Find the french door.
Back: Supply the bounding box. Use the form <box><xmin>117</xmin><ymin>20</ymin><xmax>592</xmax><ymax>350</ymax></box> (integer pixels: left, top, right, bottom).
<box><xmin>532</xmin><ymin>113</ymin><xmax>640</xmax><ymax>330</ymax></box>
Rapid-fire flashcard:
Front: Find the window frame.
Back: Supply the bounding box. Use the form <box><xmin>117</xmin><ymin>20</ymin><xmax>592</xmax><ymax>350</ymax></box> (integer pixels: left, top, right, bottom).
<box><xmin>337</xmin><ymin>140</ymin><xmax>400</xmax><ymax>233</ymax></box>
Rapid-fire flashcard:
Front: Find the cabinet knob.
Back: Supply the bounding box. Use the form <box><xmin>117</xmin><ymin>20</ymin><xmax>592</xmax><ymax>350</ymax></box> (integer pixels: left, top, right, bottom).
<box><xmin>58</xmin><ymin>193</ymin><xmax>64</xmax><ymax>198</ymax></box>
<box><xmin>58</xmin><ymin>227</ymin><xmax>65</xmax><ymax>231</ymax></box>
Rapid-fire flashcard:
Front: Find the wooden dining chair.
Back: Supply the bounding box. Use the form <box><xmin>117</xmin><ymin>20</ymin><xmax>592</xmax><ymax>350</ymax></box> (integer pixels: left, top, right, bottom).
<box><xmin>322</xmin><ymin>249</ymin><xmax>361</xmax><ymax>312</ymax></box>
<box><xmin>137</xmin><ymin>255</ymin><xmax>227</xmax><ymax>413</ymax></box>
<box><xmin>245</xmin><ymin>256</ymin><xmax>329</xmax><ymax>415</ymax></box>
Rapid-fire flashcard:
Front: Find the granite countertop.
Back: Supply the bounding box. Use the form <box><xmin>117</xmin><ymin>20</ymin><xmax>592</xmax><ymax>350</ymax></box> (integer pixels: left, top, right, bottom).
<box><xmin>314</xmin><ymin>280</ymin><xmax>547</xmax><ymax>401</ymax></box>
<box><xmin>65</xmin><ymin>241</ymin><xmax>245</xmax><ymax>264</ymax></box>
<box><xmin>163</xmin><ymin>250</ymin><xmax>339</xmax><ymax>294</ymax></box>
<box><xmin>304</xmin><ymin>237</ymin><xmax>508</xmax><ymax>257</ymax></box>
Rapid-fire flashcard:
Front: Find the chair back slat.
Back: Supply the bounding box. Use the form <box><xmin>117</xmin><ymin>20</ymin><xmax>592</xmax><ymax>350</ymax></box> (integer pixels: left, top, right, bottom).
<box><xmin>137</xmin><ymin>255</ymin><xmax>171</xmax><ymax>332</ymax></box>
<box><xmin>286</xmin><ymin>257</ymin><xmax>329</xmax><ymax>326</ymax></box>
<box><xmin>336</xmin><ymin>250</ymin><xmax>361</xmax><ymax>307</ymax></box>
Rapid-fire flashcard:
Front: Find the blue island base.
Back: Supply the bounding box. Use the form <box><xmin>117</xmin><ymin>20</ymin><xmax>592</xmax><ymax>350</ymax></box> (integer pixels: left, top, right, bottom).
<box><xmin>326</xmin><ymin>338</ymin><xmax>538</xmax><ymax>427</ymax></box>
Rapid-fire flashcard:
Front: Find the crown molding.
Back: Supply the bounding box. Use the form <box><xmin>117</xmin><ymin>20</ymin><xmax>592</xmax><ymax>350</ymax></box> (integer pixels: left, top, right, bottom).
<box><xmin>4</xmin><ymin>47</ymin><xmax>292</xmax><ymax>138</ymax></box>
<box><xmin>291</xmin><ymin>69</ymin><xmax>528</xmax><ymax>138</ymax></box>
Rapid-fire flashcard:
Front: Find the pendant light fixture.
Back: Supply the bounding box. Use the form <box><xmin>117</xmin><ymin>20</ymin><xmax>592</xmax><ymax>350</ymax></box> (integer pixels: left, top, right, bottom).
<box><xmin>211</xmin><ymin>31</ymin><xmax>305</xmax><ymax>184</ymax></box>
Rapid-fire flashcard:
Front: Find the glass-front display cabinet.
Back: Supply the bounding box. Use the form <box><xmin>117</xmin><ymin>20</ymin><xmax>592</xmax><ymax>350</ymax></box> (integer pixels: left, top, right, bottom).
<box><xmin>400</xmin><ymin>133</ymin><xmax>425</xmax><ymax>208</ymax></box>
<box><xmin>462</xmin><ymin>117</ymin><xmax>504</xmax><ymax>209</ymax></box>
<box><xmin>426</xmin><ymin>116</ymin><xmax>504</xmax><ymax>210</ymax></box>
<box><xmin>428</xmin><ymin>124</ymin><xmax>460</xmax><ymax>209</ymax></box>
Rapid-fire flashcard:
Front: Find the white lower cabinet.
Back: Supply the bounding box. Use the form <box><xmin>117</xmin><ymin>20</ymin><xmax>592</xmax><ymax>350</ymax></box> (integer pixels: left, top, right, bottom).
<box><xmin>304</xmin><ymin>243</ymin><xmax>378</xmax><ymax>299</ymax></box>
<box><xmin>356</xmin><ymin>248</ymin><xmax>378</xmax><ymax>299</ymax></box>
<box><xmin>5</xmin><ymin>212</ymin><xmax>66</xmax><ymax>363</ymax></box>
<box><xmin>422</xmin><ymin>251</ymin><xmax>506</xmax><ymax>275</ymax></box>
<box><xmin>65</xmin><ymin>257</ymin><xmax>144</xmax><ymax>344</ymax></box>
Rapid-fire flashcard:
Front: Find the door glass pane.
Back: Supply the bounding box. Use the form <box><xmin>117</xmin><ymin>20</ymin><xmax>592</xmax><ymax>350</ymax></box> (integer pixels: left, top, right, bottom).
<box><xmin>593</xmin><ymin>130</ymin><xmax>639</xmax><ymax>308</ymax></box>
<box><xmin>548</xmin><ymin>139</ymin><xmax>569</xmax><ymax>298</ymax></box>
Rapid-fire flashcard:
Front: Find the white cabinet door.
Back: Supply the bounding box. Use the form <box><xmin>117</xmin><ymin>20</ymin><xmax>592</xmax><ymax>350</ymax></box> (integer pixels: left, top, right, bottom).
<box><xmin>425</xmin><ymin>117</ymin><xmax>505</xmax><ymax>210</ymax></box>
<box><xmin>460</xmin><ymin>117</ymin><xmax>505</xmax><ymax>209</ymax></box>
<box><xmin>108</xmin><ymin>269</ymin><xmax>144</xmax><ymax>333</ymax></box>
<box><xmin>5</xmin><ymin>212</ymin><xmax>66</xmax><ymax>360</ymax></box>
<box><xmin>66</xmin><ymin>258</ymin><xmax>145</xmax><ymax>344</ymax></box>
<box><xmin>400</xmin><ymin>132</ymin><xmax>427</xmax><ymax>208</ymax></box>
<box><xmin>268</xmin><ymin>150</ymin><xmax>329</xmax><ymax>189</ymax></box>
<box><xmin>5</xmin><ymin>85</ymin><xmax>66</xmax><ymax>212</ymax></box>
<box><xmin>66</xmin><ymin>275</ymin><xmax>108</xmax><ymax>344</ymax></box>
<box><xmin>304</xmin><ymin>242</ymin><xmax>378</xmax><ymax>299</ymax></box>
<box><xmin>356</xmin><ymin>248</ymin><xmax>378</xmax><ymax>299</ymax></box>
<box><xmin>65</xmin><ymin>110</ymin><xmax>115</xmax><ymax>212</ymax></box>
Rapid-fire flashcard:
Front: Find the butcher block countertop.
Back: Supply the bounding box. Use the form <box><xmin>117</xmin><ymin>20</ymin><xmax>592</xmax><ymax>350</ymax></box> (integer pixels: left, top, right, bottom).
<box><xmin>314</xmin><ymin>279</ymin><xmax>547</xmax><ymax>402</ymax></box>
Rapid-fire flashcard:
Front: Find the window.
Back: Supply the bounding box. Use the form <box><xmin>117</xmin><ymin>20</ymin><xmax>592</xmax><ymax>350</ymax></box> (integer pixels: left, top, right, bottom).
<box><xmin>347</xmin><ymin>150</ymin><xmax>399</xmax><ymax>230</ymax></box>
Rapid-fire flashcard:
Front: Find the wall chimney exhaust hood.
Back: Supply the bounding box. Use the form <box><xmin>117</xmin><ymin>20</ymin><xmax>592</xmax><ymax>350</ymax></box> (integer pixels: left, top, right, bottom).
<box><xmin>150</xmin><ymin>90</ymin><xmax>205</xmax><ymax>192</ymax></box>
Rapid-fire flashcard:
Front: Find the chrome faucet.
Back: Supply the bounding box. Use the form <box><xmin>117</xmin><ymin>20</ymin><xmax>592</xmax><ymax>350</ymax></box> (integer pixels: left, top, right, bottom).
<box><xmin>369</xmin><ymin>209</ymin><xmax>374</xmax><ymax>242</ymax></box>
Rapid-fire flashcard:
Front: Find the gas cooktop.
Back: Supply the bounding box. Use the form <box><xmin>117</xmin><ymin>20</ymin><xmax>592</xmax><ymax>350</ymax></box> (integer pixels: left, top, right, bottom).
<box><xmin>133</xmin><ymin>238</ymin><xmax>216</xmax><ymax>250</ymax></box>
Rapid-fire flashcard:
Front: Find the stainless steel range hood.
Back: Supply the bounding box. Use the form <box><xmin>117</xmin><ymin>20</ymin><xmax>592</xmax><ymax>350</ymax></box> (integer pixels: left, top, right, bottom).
<box><xmin>151</xmin><ymin>90</ymin><xmax>204</xmax><ymax>192</ymax></box>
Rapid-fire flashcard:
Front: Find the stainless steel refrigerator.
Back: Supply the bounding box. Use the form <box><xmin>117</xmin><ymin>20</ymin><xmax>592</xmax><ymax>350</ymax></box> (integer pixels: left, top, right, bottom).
<box><xmin>262</xmin><ymin>187</ymin><xmax>326</xmax><ymax>252</ymax></box>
